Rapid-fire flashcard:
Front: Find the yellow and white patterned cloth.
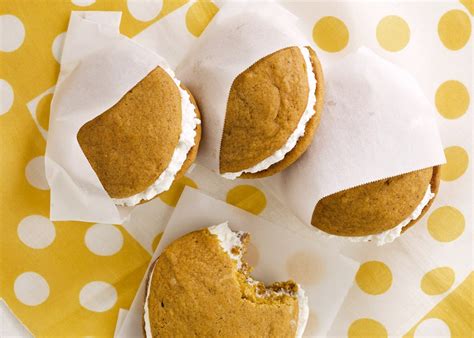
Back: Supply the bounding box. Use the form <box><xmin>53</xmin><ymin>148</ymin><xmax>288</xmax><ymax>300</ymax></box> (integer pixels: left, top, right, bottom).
<box><xmin>0</xmin><ymin>0</ymin><xmax>472</xmax><ymax>336</ymax></box>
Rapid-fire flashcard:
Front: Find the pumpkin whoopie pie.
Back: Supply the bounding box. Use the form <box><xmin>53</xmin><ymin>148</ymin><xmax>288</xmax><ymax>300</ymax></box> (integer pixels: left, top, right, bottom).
<box><xmin>77</xmin><ymin>66</ymin><xmax>201</xmax><ymax>207</ymax></box>
<box><xmin>143</xmin><ymin>222</ymin><xmax>309</xmax><ymax>337</ymax></box>
<box><xmin>312</xmin><ymin>166</ymin><xmax>441</xmax><ymax>245</ymax></box>
<box><xmin>220</xmin><ymin>46</ymin><xmax>324</xmax><ymax>179</ymax></box>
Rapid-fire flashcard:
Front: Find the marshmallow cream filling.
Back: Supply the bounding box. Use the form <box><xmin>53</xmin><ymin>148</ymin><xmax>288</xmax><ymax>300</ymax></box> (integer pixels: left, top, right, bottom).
<box><xmin>144</xmin><ymin>264</ymin><xmax>155</xmax><ymax>338</ymax></box>
<box><xmin>315</xmin><ymin>184</ymin><xmax>435</xmax><ymax>246</ymax></box>
<box><xmin>222</xmin><ymin>46</ymin><xmax>318</xmax><ymax>179</ymax></box>
<box><xmin>113</xmin><ymin>66</ymin><xmax>201</xmax><ymax>206</ymax></box>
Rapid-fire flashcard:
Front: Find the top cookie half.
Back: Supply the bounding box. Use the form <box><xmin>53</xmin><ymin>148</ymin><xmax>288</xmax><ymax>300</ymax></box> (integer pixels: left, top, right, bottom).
<box><xmin>311</xmin><ymin>166</ymin><xmax>441</xmax><ymax>244</ymax></box>
<box><xmin>220</xmin><ymin>46</ymin><xmax>324</xmax><ymax>179</ymax></box>
<box><xmin>77</xmin><ymin>66</ymin><xmax>201</xmax><ymax>206</ymax></box>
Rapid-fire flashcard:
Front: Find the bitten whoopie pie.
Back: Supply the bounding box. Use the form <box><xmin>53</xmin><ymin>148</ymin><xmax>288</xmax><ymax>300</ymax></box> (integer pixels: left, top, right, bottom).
<box><xmin>221</xmin><ymin>46</ymin><xmax>324</xmax><ymax>179</ymax></box>
<box><xmin>144</xmin><ymin>223</ymin><xmax>309</xmax><ymax>337</ymax></box>
<box><xmin>77</xmin><ymin>66</ymin><xmax>201</xmax><ymax>207</ymax></box>
<box><xmin>312</xmin><ymin>166</ymin><xmax>441</xmax><ymax>245</ymax></box>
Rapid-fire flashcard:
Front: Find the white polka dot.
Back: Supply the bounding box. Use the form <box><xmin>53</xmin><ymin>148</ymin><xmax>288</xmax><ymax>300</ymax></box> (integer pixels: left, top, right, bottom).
<box><xmin>18</xmin><ymin>215</ymin><xmax>55</xmax><ymax>249</ymax></box>
<box><xmin>0</xmin><ymin>79</ymin><xmax>14</xmax><ymax>115</ymax></box>
<box><xmin>0</xmin><ymin>15</ymin><xmax>25</xmax><ymax>52</ymax></box>
<box><xmin>52</xmin><ymin>32</ymin><xmax>66</xmax><ymax>63</ymax></box>
<box><xmin>127</xmin><ymin>0</ymin><xmax>163</xmax><ymax>22</ymax></box>
<box><xmin>79</xmin><ymin>281</ymin><xmax>117</xmax><ymax>312</ymax></box>
<box><xmin>414</xmin><ymin>318</ymin><xmax>451</xmax><ymax>337</ymax></box>
<box><xmin>25</xmin><ymin>156</ymin><xmax>49</xmax><ymax>190</ymax></box>
<box><xmin>85</xmin><ymin>224</ymin><xmax>123</xmax><ymax>256</ymax></box>
<box><xmin>14</xmin><ymin>272</ymin><xmax>50</xmax><ymax>306</ymax></box>
<box><xmin>71</xmin><ymin>0</ymin><xmax>96</xmax><ymax>6</ymax></box>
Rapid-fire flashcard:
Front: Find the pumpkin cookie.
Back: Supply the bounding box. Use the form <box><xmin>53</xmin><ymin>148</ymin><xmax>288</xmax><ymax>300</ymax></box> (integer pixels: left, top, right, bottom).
<box><xmin>143</xmin><ymin>222</ymin><xmax>309</xmax><ymax>337</ymax></box>
<box><xmin>77</xmin><ymin>66</ymin><xmax>201</xmax><ymax>206</ymax></box>
<box><xmin>312</xmin><ymin>167</ymin><xmax>441</xmax><ymax>245</ymax></box>
<box><xmin>220</xmin><ymin>46</ymin><xmax>324</xmax><ymax>179</ymax></box>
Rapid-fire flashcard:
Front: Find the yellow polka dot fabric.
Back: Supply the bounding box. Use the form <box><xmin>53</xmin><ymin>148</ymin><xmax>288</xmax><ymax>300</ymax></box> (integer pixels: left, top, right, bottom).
<box><xmin>348</xmin><ymin>318</ymin><xmax>388</xmax><ymax>338</ymax></box>
<box><xmin>441</xmin><ymin>146</ymin><xmax>469</xmax><ymax>181</ymax></box>
<box><xmin>438</xmin><ymin>9</ymin><xmax>472</xmax><ymax>50</ymax></box>
<box><xmin>356</xmin><ymin>261</ymin><xmax>393</xmax><ymax>295</ymax></box>
<box><xmin>313</xmin><ymin>16</ymin><xmax>349</xmax><ymax>52</ymax></box>
<box><xmin>376</xmin><ymin>15</ymin><xmax>411</xmax><ymax>52</ymax></box>
<box><xmin>428</xmin><ymin>206</ymin><xmax>465</xmax><ymax>242</ymax></box>
<box><xmin>158</xmin><ymin>176</ymin><xmax>198</xmax><ymax>207</ymax></box>
<box><xmin>226</xmin><ymin>185</ymin><xmax>267</xmax><ymax>215</ymax></box>
<box><xmin>421</xmin><ymin>267</ymin><xmax>455</xmax><ymax>295</ymax></box>
<box><xmin>435</xmin><ymin>80</ymin><xmax>470</xmax><ymax>119</ymax></box>
<box><xmin>404</xmin><ymin>272</ymin><xmax>474</xmax><ymax>338</ymax></box>
<box><xmin>1</xmin><ymin>0</ymin><xmax>472</xmax><ymax>337</ymax></box>
<box><xmin>185</xmin><ymin>0</ymin><xmax>218</xmax><ymax>37</ymax></box>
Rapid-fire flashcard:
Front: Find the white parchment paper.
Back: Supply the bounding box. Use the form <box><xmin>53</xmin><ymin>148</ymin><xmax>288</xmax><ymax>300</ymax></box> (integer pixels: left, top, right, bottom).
<box><xmin>45</xmin><ymin>12</ymin><xmax>167</xmax><ymax>223</ymax></box>
<box><xmin>177</xmin><ymin>1</ymin><xmax>309</xmax><ymax>172</ymax></box>
<box><xmin>267</xmin><ymin>47</ymin><xmax>446</xmax><ymax>225</ymax></box>
<box><xmin>116</xmin><ymin>187</ymin><xmax>358</xmax><ymax>337</ymax></box>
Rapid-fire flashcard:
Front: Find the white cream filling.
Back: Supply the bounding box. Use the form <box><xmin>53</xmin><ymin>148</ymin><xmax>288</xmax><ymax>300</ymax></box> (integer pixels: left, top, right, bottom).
<box><xmin>208</xmin><ymin>222</ymin><xmax>246</xmax><ymax>269</ymax></box>
<box><xmin>315</xmin><ymin>184</ymin><xmax>435</xmax><ymax>246</ymax></box>
<box><xmin>222</xmin><ymin>46</ymin><xmax>318</xmax><ymax>180</ymax></box>
<box><xmin>294</xmin><ymin>286</ymin><xmax>309</xmax><ymax>338</ymax></box>
<box><xmin>113</xmin><ymin>66</ymin><xmax>201</xmax><ymax>206</ymax></box>
<box><xmin>144</xmin><ymin>264</ymin><xmax>155</xmax><ymax>338</ymax></box>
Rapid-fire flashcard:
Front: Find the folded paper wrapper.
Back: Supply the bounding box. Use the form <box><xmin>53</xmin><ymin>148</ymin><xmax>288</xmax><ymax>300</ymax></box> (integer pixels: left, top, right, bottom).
<box><xmin>176</xmin><ymin>1</ymin><xmax>309</xmax><ymax>172</ymax></box>
<box><xmin>115</xmin><ymin>187</ymin><xmax>359</xmax><ymax>337</ymax></box>
<box><xmin>266</xmin><ymin>47</ymin><xmax>446</xmax><ymax>225</ymax></box>
<box><xmin>45</xmin><ymin>11</ymin><xmax>166</xmax><ymax>224</ymax></box>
